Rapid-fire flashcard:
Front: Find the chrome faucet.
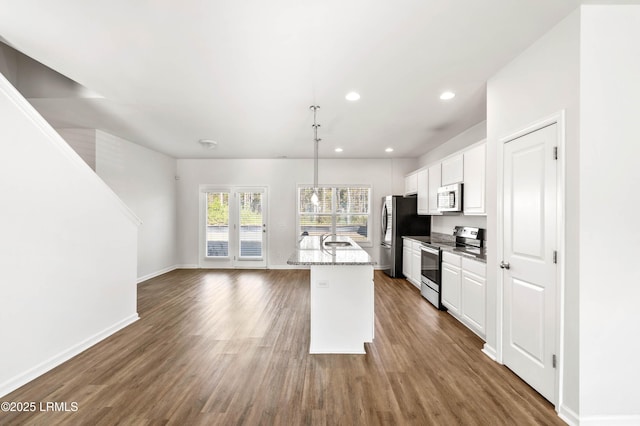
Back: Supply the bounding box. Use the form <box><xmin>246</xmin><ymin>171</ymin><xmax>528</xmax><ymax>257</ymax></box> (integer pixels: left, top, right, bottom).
<box><xmin>320</xmin><ymin>233</ymin><xmax>336</xmax><ymax>245</ymax></box>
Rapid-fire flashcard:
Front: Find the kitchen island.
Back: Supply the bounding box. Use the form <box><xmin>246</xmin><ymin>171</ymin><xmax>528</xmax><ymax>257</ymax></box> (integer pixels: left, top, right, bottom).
<box><xmin>287</xmin><ymin>235</ymin><xmax>376</xmax><ymax>354</ymax></box>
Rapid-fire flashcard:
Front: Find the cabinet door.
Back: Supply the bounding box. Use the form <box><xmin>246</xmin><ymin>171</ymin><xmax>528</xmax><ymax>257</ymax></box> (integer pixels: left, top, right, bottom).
<box><xmin>461</xmin><ymin>270</ymin><xmax>486</xmax><ymax>338</ymax></box>
<box><xmin>427</xmin><ymin>164</ymin><xmax>442</xmax><ymax>215</ymax></box>
<box><xmin>405</xmin><ymin>172</ymin><xmax>418</xmax><ymax>195</ymax></box>
<box><xmin>417</xmin><ymin>169</ymin><xmax>429</xmax><ymax>215</ymax></box>
<box><xmin>441</xmin><ymin>154</ymin><xmax>464</xmax><ymax>185</ymax></box>
<box><xmin>441</xmin><ymin>262</ymin><xmax>461</xmax><ymax>314</ymax></box>
<box><xmin>402</xmin><ymin>243</ymin><xmax>412</xmax><ymax>280</ymax></box>
<box><xmin>411</xmin><ymin>248</ymin><xmax>421</xmax><ymax>290</ymax></box>
<box><xmin>463</xmin><ymin>142</ymin><xmax>486</xmax><ymax>215</ymax></box>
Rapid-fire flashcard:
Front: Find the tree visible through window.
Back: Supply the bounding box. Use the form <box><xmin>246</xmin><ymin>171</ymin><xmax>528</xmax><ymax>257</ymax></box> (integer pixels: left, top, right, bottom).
<box><xmin>298</xmin><ymin>186</ymin><xmax>370</xmax><ymax>243</ymax></box>
<box><xmin>206</xmin><ymin>192</ymin><xmax>230</xmax><ymax>256</ymax></box>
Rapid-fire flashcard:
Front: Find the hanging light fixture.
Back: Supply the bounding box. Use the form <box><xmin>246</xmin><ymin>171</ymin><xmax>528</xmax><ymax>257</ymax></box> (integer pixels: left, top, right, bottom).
<box><xmin>309</xmin><ymin>105</ymin><xmax>321</xmax><ymax>205</ymax></box>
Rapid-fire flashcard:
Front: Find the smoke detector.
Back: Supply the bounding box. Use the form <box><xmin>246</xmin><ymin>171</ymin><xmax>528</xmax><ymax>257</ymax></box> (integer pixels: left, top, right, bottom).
<box><xmin>199</xmin><ymin>139</ymin><xmax>218</xmax><ymax>149</ymax></box>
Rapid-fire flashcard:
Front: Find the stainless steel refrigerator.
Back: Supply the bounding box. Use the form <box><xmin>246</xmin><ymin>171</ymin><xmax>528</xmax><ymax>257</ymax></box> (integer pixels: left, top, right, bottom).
<box><xmin>380</xmin><ymin>195</ymin><xmax>430</xmax><ymax>278</ymax></box>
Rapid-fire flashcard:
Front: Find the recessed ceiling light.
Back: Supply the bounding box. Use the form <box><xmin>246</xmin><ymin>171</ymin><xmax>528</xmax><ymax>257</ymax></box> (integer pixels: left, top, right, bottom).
<box><xmin>335</xmin><ymin>148</ymin><xmax>343</xmax><ymax>153</ymax></box>
<box><xmin>385</xmin><ymin>147</ymin><xmax>394</xmax><ymax>153</ymax></box>
<box><xmin>345</xmin><ymin>91</ymin><xmax>361</xmax><ymax>101</ymax></box>
<box><xmin>440</xmin><ymin>91</ymin><xmax>456</xmax><ymax>100</ymax></box>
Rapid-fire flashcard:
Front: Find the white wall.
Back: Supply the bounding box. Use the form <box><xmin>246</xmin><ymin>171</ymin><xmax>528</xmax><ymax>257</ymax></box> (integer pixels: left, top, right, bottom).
<box><xmin>95</xmin><ymin>130</ymin><xmax>178</xmax><ymax>282</ymax></box>
<box><xmin>579</xmin><ymin>5</ymin><xmax>640</xmax><ymax>421</ymax></box>
<box><xmin>57</xmin><ymin>128</ymin><xmax>97</xmax><ymax>170</ymax></box>
<box><xmin>417</xmin><ymin>121</ymin><xmax>486</xmax><ymax>168</ymax></box>
<box><xmin>176</xmin><ymin>158</ymin><xmax>417</xmax><ymax>268</ymax></box>
<box><xmin>0</xmin><ymin>73</ymin><xmax>139</xmax><ymax>397</ymax></box>
<box><xmin>487</xmin><ymin>9</ymin><xmax>580</xmax><ymax>418</ymax></box>
<box><xmin>0</xmin><ymin>42</ymin><xmax>18</xmax><ymax>85</ymax></box>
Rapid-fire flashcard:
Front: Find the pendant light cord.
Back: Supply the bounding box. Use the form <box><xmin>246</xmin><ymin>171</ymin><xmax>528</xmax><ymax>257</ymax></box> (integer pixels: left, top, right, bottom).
<box><xmin>310</xmin><ymin>105</ymin><xmax>321</xmax><ymax>199</ymax></box>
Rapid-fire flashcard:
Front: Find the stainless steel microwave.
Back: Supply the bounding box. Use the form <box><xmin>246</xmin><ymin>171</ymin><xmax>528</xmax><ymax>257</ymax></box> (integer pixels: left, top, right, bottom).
<box><xmin>437</xmin><ymin>183</ymin><xmax>462</xmax><ymax>212</ymax></box>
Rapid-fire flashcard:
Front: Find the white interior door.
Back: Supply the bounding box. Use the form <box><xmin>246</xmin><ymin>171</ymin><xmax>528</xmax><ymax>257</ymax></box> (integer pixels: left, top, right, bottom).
<box><xmin>502</xmin><ymin>123</ymin><xmax>557</xmax><ymax>403</ymax></box>
<box><xmin>200</xmin><ymin>186</ymin><xmax>267</xmax><ymax>268</ymax></box>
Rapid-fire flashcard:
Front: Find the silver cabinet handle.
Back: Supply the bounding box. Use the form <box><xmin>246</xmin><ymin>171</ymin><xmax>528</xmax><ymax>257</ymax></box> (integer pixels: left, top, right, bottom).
<box><xmin>500</xmin><ymin>261</ymin><xmax>510</xmax><ymax>270</ymax></box>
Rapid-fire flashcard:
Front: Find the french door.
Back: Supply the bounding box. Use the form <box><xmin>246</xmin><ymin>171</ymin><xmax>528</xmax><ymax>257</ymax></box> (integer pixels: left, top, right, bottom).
<box><xmin>199</xmin><ymin>186</ymin><xmax>267</xmax><ymax>268</ymax></box>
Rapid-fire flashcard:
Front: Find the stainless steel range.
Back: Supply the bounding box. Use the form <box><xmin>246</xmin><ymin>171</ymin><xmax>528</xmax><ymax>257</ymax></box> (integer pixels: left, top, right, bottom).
<box><xmin>419</xmin><ymin>226</ymin><xmax>484</xmax><ymax>309</ymax></box>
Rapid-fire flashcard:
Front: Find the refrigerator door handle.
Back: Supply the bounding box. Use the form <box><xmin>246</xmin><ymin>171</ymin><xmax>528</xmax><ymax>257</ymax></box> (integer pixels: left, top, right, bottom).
<box><xmin>381</xmin><ymin>203</ymin><xmax>388</xmax><ymax>238</ymax></box>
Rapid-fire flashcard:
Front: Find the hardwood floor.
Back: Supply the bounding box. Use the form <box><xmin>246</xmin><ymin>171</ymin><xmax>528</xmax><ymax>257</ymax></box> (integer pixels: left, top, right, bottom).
<box><xmin>1</xmin><ymin>270</ymin><xmax>563</xmax><ymax>425</ymax></box>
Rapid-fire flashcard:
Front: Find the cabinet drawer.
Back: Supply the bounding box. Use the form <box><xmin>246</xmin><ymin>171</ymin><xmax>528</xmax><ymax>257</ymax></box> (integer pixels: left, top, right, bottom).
<box><xmin>462</xmin><ymin>257</ymin><xmax>485</xmax><ymax>277</ymax></box>
<box><xmin>442</xmin><ymin>251</ymin><xmax>461</xmax><ymax>267</ymax></box>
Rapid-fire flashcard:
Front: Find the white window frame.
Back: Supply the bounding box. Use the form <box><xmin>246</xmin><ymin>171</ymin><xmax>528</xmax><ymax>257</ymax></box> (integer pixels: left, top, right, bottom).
<box><xmin>296</xmin><ymin>184</ymin><xmax>372</xmax><ymax>247</ymax></box>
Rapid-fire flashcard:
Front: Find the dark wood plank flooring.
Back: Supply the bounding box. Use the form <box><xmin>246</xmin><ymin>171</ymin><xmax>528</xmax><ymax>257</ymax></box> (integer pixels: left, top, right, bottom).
<box><xmin>1</xmin><ymin>270</ymin><xmax>563</xmax><ymax>425</ymax></box>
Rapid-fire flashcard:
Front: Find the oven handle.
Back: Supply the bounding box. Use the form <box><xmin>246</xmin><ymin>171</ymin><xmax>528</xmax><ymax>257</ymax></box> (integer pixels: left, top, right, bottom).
<box><xmin>420</xmin><ymin>245</ymin><xmax>440</xmax><ymax>256</ymax></box>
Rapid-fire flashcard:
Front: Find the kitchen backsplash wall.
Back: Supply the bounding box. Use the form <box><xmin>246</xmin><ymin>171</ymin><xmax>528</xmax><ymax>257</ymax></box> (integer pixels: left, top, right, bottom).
<box><xmin>431</xmin><ymin>215</ymin><xmax>487</xmax><ymax>241</ymax></box>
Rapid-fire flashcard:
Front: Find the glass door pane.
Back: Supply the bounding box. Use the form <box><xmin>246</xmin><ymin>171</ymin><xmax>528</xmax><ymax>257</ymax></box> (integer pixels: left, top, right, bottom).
<box><xmin>238</xmin><ymin>192</ymin><xmax>263</xmax><ymax>259</ymax></box>
<box><xmin>206</xmin><ymin>192</ymin><xmax>230</xmax><ymax>257</ymax></box>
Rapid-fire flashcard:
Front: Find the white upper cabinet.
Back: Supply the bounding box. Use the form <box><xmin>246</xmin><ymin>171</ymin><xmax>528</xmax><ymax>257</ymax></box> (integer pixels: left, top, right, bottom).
<box><xmin>463</xmin><ymin>142</ymin><xmax>486</xmax><ymax>215</ymax></box>
<box><xmin>441</xmin><ymin>153</ymin><xmax>464</xmax><ymax>185</ymax></box>
<box><xmin>404</xmin><ymin>171</ymin><xmax>418</xmax><ymax>195</ymax></box>
<box><xmin>427</xmin><ymin>164</ymin><xmax>442</xmax><ymax>215</ymax></box>
<box><xmin>417</xmin><ymin>168</ymin><xmax>429</xmax><ymax>215</ymax></box>
<box><xmin>406</xmin><ymin>139</ymin><xmax>485</xmax><ymax>216</ymax></box>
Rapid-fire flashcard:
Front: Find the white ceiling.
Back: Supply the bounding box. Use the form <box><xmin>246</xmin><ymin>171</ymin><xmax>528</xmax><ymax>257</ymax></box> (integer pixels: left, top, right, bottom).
<box><xmin>0</xmin><ymin>0</ymin><xmax>582</xmax><ymax>159</ymax></box>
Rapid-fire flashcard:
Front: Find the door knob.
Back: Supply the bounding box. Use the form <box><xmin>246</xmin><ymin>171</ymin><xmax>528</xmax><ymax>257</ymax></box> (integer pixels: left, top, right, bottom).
<box><xmin>500</xmin><ymin>261</ymin><xmax>510</xmax><ymax>270</ymax></box>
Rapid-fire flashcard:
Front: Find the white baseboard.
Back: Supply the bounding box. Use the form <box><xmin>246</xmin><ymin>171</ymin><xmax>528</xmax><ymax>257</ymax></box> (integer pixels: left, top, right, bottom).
<box><xmin>482</xmin><ymin>344</ymin><xmax>497</xmax><ymax>361</ymax></box>
<box><xmin>0</xmin><ymin>314</ymin><xmax>139</xmax><ymax>398</ymax></box>
<box><xmin>268</xmin><ymin>264</ymin><xmax>308</xmax><ymax>270</ymax></box>
<box><xmin>268</xmin><ymin>265</ymin><xmax>384</xmax><ymax>271</ymax></box>
<box><xmin>175</xmin><ymin>264</ymin><xmax>198</xmax><ymax>269</ymax></box>
<box><xmin>558</xmin><ymin>405</ymin><xmax>579</xmax><ymax>426</ymax></box>
<box><xmin>137</xmin><ymin>265</ymin><xmax>180</xmax><ymax>283</ymax></box>
<box><xmin>577</xmin><ymin>414</ymin><xmax>640</xmax><ymax>426</ymax></box>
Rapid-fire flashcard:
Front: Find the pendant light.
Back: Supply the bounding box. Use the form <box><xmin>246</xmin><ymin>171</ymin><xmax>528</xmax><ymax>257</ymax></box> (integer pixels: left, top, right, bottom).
<box><xmin>309</xmin><ymin>105</ymin><xmax>321</xmax><ymax>205</ymax></box>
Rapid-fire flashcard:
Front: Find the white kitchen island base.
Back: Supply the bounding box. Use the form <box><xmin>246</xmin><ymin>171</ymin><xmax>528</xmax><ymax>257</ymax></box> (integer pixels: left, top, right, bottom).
<box><xmin>309</xmin><ymin>264</ymin><xmax>374</xmax><ymax>354</ymax></box>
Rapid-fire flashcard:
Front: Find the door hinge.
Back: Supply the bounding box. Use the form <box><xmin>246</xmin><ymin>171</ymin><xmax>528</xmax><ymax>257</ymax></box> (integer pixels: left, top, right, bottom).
<box><xmin>553</xmin><ymin>146</ymin><xmax>558</xmax><ymax>160</ymax></box>
<box><xmin>553</xmin><ymin>250</ymin><xmax>557</xmax><ymax>264</ymax></box>
<box><xmin>552</xmin><ymin>354</ymin><xmax>557</xmax><ymax>368</ymax></box>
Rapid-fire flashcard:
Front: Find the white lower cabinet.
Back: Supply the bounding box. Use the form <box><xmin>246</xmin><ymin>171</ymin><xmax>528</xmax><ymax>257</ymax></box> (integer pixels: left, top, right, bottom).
<box><xmin>441</xmin><ymin>252</ymin><xmax>461</xmax><ymax>315</ymax></box>
<box><xmin>402</xmin><ymin>238</ymin><xmax>421</xmax><ymax>290</ymax></box>
<box><xmin>411</xmin><ymin>248</ymin><xmax>421</xmax><ymax>288</ymax></box>
<box><xmin>402</xmin><ymin>242</ymin><xmax>412</xmax><ymax>281</ymax></box>
<box><xmin>441</xmin><ymin>252</ymin><xmax>486</xmax><ymax>339</ymax></box>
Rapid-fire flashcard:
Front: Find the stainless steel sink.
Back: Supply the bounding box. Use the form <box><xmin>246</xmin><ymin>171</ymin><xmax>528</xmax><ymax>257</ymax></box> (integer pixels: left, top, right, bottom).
<box><xmin>323</xmin><ymin>241</ymin><xmax>352</xmax><ymax>247</ymax></box>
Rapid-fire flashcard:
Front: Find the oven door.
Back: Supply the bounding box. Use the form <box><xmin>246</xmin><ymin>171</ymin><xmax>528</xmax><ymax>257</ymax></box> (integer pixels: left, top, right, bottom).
<box><xmin>420</xmin><ymin>244</ymin><xmax>440</xmax><ymax>285</ymax></box>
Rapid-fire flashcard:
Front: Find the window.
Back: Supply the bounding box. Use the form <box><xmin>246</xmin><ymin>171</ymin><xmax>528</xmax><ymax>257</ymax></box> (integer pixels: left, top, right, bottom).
<box><xmin>298</xmin><ymin>185</ymin><xmax>371</xmax><ymax>244</ymax></box>
<box><xmin>206</xmin><ymin>191</ymin><xmax>230</xmax><ymax>257</ymax></box>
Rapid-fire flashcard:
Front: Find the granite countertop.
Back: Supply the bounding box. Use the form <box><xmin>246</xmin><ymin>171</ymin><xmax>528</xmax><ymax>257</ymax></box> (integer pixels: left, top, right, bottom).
<box><xmin>287</xmin><ymin>235</ymin><xmax>376</xmax><ymax>265</ymax></box>
<box><xmin>403</xmin><ymin>235</ymin><xmax>487</xmax><ymax>263</ymax></box>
